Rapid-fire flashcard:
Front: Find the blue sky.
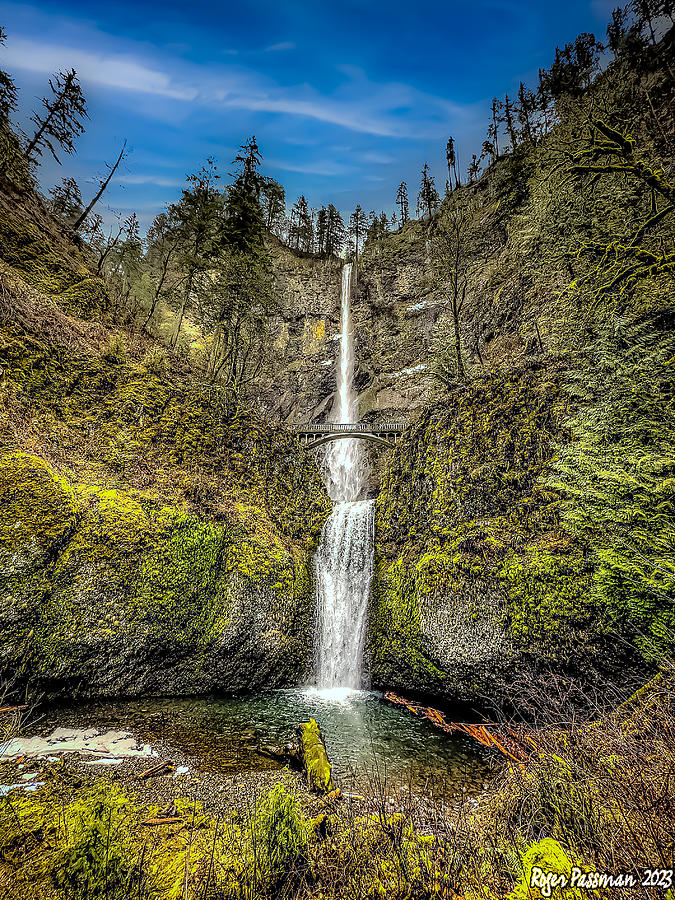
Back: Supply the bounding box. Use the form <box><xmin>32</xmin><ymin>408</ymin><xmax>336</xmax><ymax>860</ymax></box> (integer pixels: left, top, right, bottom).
<box><xmin>1</xmin><ymin>0</ymin><xmax>615</xmax><ymax>229</ymax></box>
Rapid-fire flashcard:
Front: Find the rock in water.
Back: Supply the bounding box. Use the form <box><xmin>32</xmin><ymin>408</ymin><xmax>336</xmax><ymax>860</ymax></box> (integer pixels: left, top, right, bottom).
<box><xmin>296</xmin><ymin>719</ymin><xmax>334</xmax><ymax>794</ymax></box>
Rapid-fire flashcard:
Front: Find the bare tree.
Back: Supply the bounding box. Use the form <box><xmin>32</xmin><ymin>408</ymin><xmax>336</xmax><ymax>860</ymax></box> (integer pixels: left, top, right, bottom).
<box><xmin>430</xmin><ymin>200</ymin><xmax>481</xmax><ymax>382</ymax></box>
<box><xmin>72</xmin><ymin>141</ymin><xmax>127</xmax><ymax>231</ymax></box>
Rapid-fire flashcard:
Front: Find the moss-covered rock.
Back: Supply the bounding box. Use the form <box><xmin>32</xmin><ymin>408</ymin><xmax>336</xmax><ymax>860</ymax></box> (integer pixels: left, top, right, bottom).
<box><xmin>369</xmin><ymin>365</ymin><xmax>619</xmax><ymax>706</ymax></box>
<box><xmin>0</xmin><ymin>451</ymin><xmax>78</xmax><ymax>577</ymax></box>
<box><xmin>0</xmin><ymin>445</ymin><xmax>324</xmax><ymax>697</ymax></box>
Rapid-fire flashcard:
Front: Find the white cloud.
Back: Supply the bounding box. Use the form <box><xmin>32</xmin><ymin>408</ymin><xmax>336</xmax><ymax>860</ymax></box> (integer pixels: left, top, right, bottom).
<box><xmin>362</xmin><ymin>151</ymin><xmax>395</xmax><ymax>164</ymax></box>
<box><xmin>4</xmin><ymin>38</ymin><xmax>198</xmax><ymax>101</ymax></box>
<box><xmin>4</xmin><ymin>29</ymin><xmax>477</xmax><ymax>140</ymax></box>
<box><xmin>265</xmin><ymin>42</ymin><xmax>296</xmax><ymax>52</ymax></box>
<box><xmin>121</xmin><ymin>174</ymin><xmax>184</xmax><ymax>187</ymax></box>
<box><xmin>267</xmin><ymin>159</ymin><xmax>353</xmax><ymax>177</ymax></box>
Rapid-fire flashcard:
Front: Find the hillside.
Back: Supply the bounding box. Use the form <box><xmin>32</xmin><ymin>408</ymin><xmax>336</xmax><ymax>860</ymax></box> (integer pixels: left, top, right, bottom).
<box><xmin>0</xmin><ymin>139</ymin><xmax>331</xmax><ymax>698</ymax></box>
<box><xmin>358</xmin><ymin>30</ymin><xmax>675</xmax><ymax>703</ymax></box>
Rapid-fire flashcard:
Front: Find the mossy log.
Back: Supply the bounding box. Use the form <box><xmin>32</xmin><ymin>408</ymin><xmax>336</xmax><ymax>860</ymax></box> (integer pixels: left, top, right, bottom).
<box><xmin>296</xmin><ymin>718</ymin><xmax>334</xmax><ymax>794</ymax></box>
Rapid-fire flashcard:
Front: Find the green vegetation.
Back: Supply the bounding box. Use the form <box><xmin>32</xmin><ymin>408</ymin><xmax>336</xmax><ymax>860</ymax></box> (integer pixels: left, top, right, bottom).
<box><xmin>1</xmin><ymin>670</ymin><xmax>673</xmax><ymax>899</ymax></box>
<box><xmin>369</xmin><ymin>10</ymin><xmax>674</xmax><ymax>700</ymax></box>
<box><xmin>297</xmin><ymin>719</ymin><xmax>334</xmax><ymax>794</ymax></box>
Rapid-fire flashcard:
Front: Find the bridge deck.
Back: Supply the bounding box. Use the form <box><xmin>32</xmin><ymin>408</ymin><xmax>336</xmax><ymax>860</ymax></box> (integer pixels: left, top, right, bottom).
<box><xmin>291</xmin><ymin>423</ymin><xmax>405</xmax><ymax>434</ymax></box>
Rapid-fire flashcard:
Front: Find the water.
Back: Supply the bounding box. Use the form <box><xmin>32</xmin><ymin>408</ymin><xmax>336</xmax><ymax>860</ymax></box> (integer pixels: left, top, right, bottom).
<box><xmin>323</xmin><ymin>263</ymin><xmax>364</xmax><ymax>503</ymax></box>
<box><xmin>314</xmin><ymin>501</ymin><xmax>374</xmax><ymax>689</ymax></box>
<box><xmin>31</xmin><ymin>691</ymin><xmax>490</xmax><ymax>800</ymax></box>
<box><xmin>315</xmin><ymin>262</ymin><xmax>375</xmax><ymax>690</ymax></box>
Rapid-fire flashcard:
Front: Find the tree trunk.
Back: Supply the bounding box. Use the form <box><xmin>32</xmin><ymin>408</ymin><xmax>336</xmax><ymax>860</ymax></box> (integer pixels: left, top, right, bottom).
<box><xmin>23</xmin><ymin>75</ymin><xmax>73</xmax><ymax>161</ymax></box>
<box><xmin>452</xmin><ymin>292</ymin><xmax>465</xmax><ymax>379</ymax></box>
<box><xmin>73</xmin><ymin>142</ymin><xmax>126</xmax><ymax>232</ymax></box>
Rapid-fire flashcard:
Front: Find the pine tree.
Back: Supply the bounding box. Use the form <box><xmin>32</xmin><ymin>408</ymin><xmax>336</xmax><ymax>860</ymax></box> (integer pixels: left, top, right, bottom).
<box><xmin>0</xmin><ymin>27</ymin><xmax>17</xmax><ymax>124</ymax></box>
<box><xmin>316</xmin><ymin>206</ymin><xmax>328</xmax><ymax>256</ymax></box>
<box><xmin>223</xmin><ymin>136</ymin><xmax>266</xmax><ymax>255</ymax></box>
<box><xmin>467</xmin><ymin>154</ymin><xmax>481</xmax><ymax>184</ymax></box>
<box><xmin>540</xmin><ymin>33</ymin><xmax>603</xmax><ymax>103</ymax></box>
<box><xmin>261</xmin><ymin>178</ymin><xmax>285</xmax><ymax>234</ymax></box>
<box><xmin>501</xmin><ymin>95</ymin><xmax>519</xmax><ymax>150</ymax></box>
<box><xmin>489</xmin><ymin>97</ymin><xmax>501</xmax><ymax>157</ymax></box>
<box><xmin>446</xmin><ymin>136</ymin><xmax>460</xmax><ymax>189</ymax></box>
<box><xmin>349</xmin><ymin>204</ymin><xmax>368</xmax><ymax>260</ymax></box>
<box><xmin>325</xmin><ymin>204</ymin><xmax>345</xmax><ymax>257</ymax></box>
<box><xmin>168</xmin><ymin>157</ymin><xmax>223</xmax><ymax>347</ymax></box>
<box><xmin>516</xmin><ymin>82</ymin><xmax>536</xmax><ymax>144</ymax></box>
<box><xmin>607</xmin><ymin>7</ymin><xmax>629</xmax><ymax>58</ymax></box>
<box><xmin>396</xmin><ymin>182</ymin><xmax>409</xmax><ymax>224</ymax></box>
<box><xmin>291</xmin><ymin>195</ymin><xmax>313</xmax><ymax>252</ymax></box>
<box><xmin>24</xmin><ymin>69</ymin><xmax>87</xmax><ymax>164</ymax></box>
<box><xmin>49</xmin><ymin>177</ymin><xmax>83</xmax><ymax>223</ymax></box>
<box><xmin>632</xmin><ymin>0</ymin><xmax>657</xmax><ymax>43</ymax></box>
<box><xmin>418</xmin><ymin>163</ymin><xmax>440</xmax><ymax>220</ymax></box>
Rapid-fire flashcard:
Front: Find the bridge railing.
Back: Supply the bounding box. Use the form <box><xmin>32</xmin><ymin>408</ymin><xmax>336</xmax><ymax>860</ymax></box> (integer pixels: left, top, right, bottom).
<box><xmin>290</xmin><ymin>423</ymin><xmax>406</xmax><ymax>433</ymax></box>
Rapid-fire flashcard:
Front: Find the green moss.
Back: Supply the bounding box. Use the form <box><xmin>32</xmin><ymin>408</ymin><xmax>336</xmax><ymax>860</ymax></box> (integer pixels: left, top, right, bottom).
<box><xmin>0</xmin><ymin>208</ymin><xmax>107</xmax><ymax>316</ymax></box>
<box><xmin>0</xmin><ymin>451</ymin><xmax>78</xmax><ymax>577</ymax></box>
<box><xmin>370</xmin><ymin>366</ymin><xmax>606</xmax><ymax>697</ymax></box>
<box><xmin>510</xmin><ymin>838</ymin><xmax>583</xmax><ymax>899</ymax></box>
<box><xmin>297</xmin><ymin>718</ymin><xmax>334</xmax><ymax>794</ymax></box>
<box><xmin>500</xmin><ymin>542</ymin><xmax>597</xmax><ymax>655</ymax></box>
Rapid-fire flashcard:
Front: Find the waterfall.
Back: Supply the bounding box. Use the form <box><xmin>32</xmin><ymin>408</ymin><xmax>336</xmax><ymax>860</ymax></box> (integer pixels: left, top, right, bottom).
<box><xmin>314</xmin><ymin>263</ymin><xmax>375</xmax><ymax>691</ymax></box>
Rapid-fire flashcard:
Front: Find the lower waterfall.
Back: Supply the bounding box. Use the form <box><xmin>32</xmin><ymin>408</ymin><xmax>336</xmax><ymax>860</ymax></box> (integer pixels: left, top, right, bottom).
<box><xmin>314</xmin><ymin>262</ymin><xmax>375</xmax><ymax>691</ymax></box>
<box><xmin>314</xmin><ymin>500</ymin><xmax>374</xmax><ymax>689</ymax></box>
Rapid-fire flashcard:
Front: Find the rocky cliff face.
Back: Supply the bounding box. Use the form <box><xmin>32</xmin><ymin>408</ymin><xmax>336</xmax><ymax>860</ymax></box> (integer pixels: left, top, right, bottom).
<box><xmin>259</xmin><ymin>246</ymin><xmax>343</xmax><ymax>425</ymax></box>
<box><xmin>0</xmin><ymin>216</ymin><xmax>331</xmax><ymax>698</ymax></box>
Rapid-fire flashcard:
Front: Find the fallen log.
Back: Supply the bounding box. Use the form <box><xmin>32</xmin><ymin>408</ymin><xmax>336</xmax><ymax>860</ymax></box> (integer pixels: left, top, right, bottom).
<box><xmin>383</xmin><ymin>691</ymin><xmax>535</xmax><ymax>763</ymax></box>
<box><xmin>139</xmin><ymin>761</ymin><xmax>174</xmax><ymax>779</ymax></box>
<box><xmin>296</xmin><ymin>719</ymin><xmax>334</xmax><ymax>794</ymax></box>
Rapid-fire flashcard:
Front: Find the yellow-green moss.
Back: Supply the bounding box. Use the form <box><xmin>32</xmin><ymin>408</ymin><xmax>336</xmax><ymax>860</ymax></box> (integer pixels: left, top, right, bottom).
<box><xmin>0</xmin><ymin>451</ymin><xmax>78</xmax><ymax>577</ymax></box>
<box><xmin>297</xmin><ymin>718</ymin><xmax>334</xmax><ymax>794</ymax></box>
<box><xmin>499</xmin><ymin>543</ymin><xmax>597</xmax><ymax>654</ymax></box>
<box><xmin>510</xmin><ymin>838</ymin><xmax>584</xmax><ymax>899</ymax></box>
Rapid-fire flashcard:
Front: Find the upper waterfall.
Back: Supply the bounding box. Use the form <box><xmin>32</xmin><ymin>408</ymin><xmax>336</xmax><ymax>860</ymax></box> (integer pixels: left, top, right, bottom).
<box><xmin>323</xmin><ymin>263</ymin><xmax>364</xmax><ymax>503</ymax></box>
<box><xmin>314</xmin><ymin>262</ymin><xmax>374</xmax><ymax>691</ymax></box>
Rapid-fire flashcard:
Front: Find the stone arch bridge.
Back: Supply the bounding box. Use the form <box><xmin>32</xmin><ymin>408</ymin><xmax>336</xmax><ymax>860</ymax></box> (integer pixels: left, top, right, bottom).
<box><xmin>291</xmin><ymin>423</ymin><xmax>405</xmax><ymax>450</ymax></box>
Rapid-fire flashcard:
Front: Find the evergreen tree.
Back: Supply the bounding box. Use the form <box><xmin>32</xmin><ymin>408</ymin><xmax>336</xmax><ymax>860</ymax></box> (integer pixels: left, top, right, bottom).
<box><xmin>199</xmin><ymin>247</ymin><xmax>276</xmax><ymax>410</ymax></box>
<box><xmin>24</xmin><ymin>69</ymin><xmax>87</xmax><ymax>164</ymax></box>
<box><xmin>489</xmin><ymin>97</ymin><xmax>501</xmax><ymax>157</ymax></box>
<box><xmin>396</xmin><ymin>181</ymin><xmax>409</xmax><ymax>224</ymax></box>
<box><xmin>467</xmin><ymin>154</ymin><xmax>481</xmax><ymax>184</ymax></box>
<box><xmin>540</xmin><ymin>33</ymin><xmax>603</xmax><ymax>103</ymax></box>
<box><xmin>316</xmin><ymin>206</ymin><xmax>328</xmax><ymax>256</ymax></box>
<box><xmin>632</xmin><ymin>0</ymin><xmax>658</xmax><ymax>43</ymax></box>
<box><xmin>501</xmin><ymin>95</ymin><xmax>519</xmax><ymax>150</ymax></box>
<box><xmin>0</xmin><ymin>27</ymin><xmax>17</xmax><ymax>124</ymax></box>
<box><xmin>418</xmin><ymin>163</ymin><xmax>440</xmax><ymax>220</ymax></box>
<box><xmin>536</xmin><ymin>68</ymin><xmax>556</xmax><ymax>135</ymax></box>
<box><xmin>289</xmin><ymin>195</ymin><xmax>313</xmax><ymax>252</ymax></box>
<box><xmin>516</xmin><ymin>82</ymin><xmax>536</xmax><ymax>144</ymax></box>
<box><xmin>325</xmin><ymin>204</ymin><xmax>345</xmax><ymax>256</ymax></box>
<box><xmin>49</xmin><ymin>176</ymin><xmax>83</xmax><ymax>224</ymax></box>
<box><xmin>223</xmin><ymin>136</ymin><xmax>266</xmax><ymax>255</ymax></box>
<box><xmin>349</xmin><ymin>204</ymin><xmax>368</xmax><ymax>260</ymax></box>
<box><xmin>446</xmin><ymin>136</ymin><xmax>460</xmax><ymax>189</ymax></box>
<box><xmin>607</xmin><ymin>7</ymin><xmax>629</xmax><ymax>58</ymax></box>
<box><xmin>168</xmin><ymin>157</ymin><xmax>223</xmax><ymax>347</ymax></box>
<box><xmin>261</xmin><ymin>178</ymin><xmax>285</xmax><ymax>235</ymax></box>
